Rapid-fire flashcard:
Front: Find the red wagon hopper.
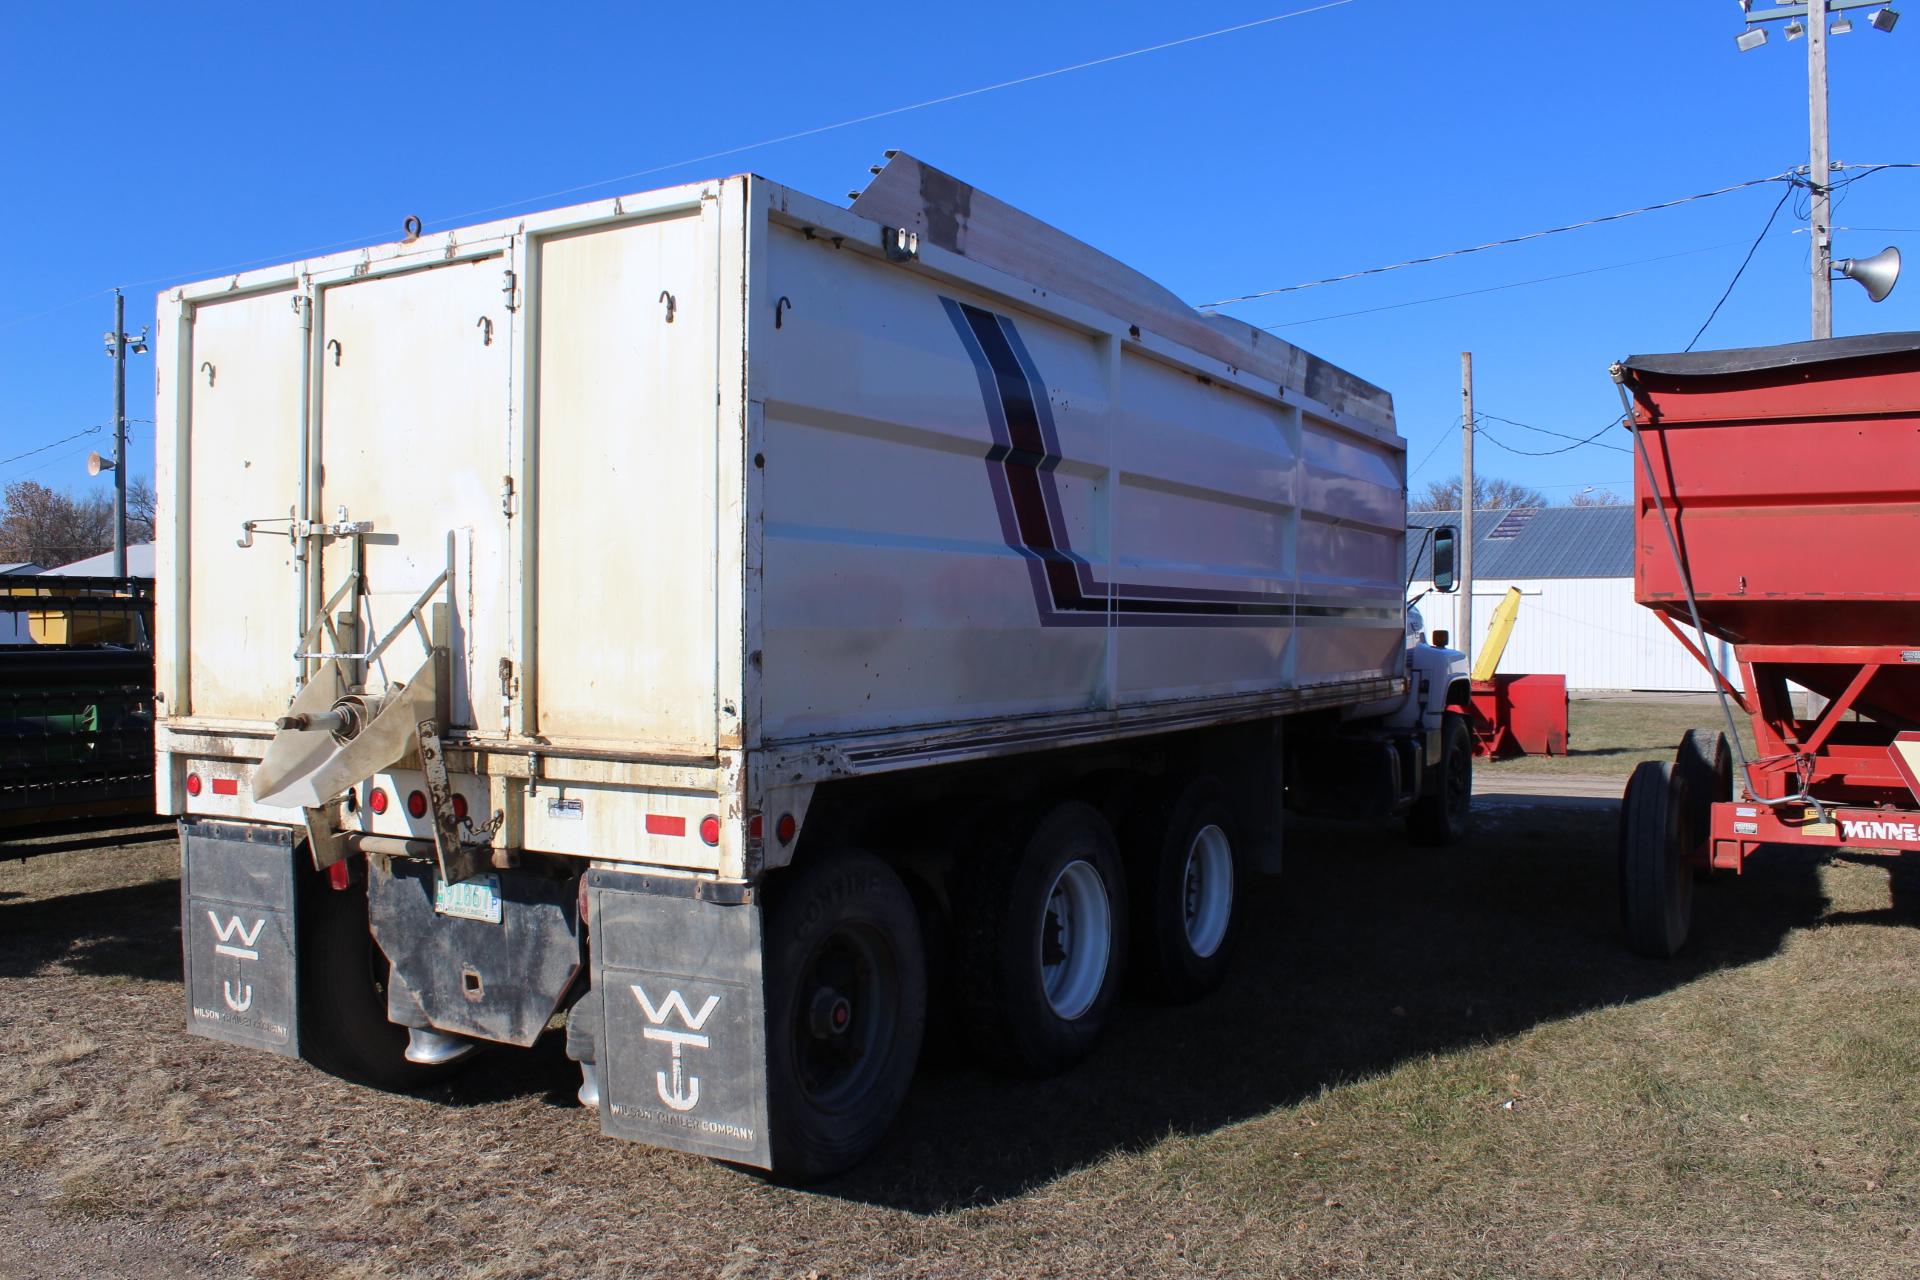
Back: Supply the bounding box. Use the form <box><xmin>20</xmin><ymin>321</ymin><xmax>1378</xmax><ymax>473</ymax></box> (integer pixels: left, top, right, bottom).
<box><xmin>1612</xmin><ymin>332</ymin><xmax>1920</xmax><ymax>956</ymax></box>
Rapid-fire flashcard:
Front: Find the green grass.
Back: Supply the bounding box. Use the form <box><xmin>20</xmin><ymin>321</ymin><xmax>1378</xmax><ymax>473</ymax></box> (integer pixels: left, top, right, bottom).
<box><xmin>1485</xmin><ymin>694</ymin><xmax>1760</xmax><ymax>779</ymax></box>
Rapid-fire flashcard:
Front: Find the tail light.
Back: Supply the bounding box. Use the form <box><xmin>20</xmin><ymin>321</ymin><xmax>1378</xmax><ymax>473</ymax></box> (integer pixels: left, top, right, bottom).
<box><xmin>776</xmin><ymin>813</ymin><xmax>797</xmax><ymax>845</ymax></box>
<box><xmin>699</xmin><ymin>815</ymin><xmax>721</xmax><ymax>846</ymax></box>
<box><xmin>184</xmin><ymin>772</ymin><xmax>202</xmax><ymax>797</ymax></box>
<box><xmin>407</xmin><ymin>790</ymin><xmax>428</xmax><ymax>819</ymax></box>
<box><xmin>368</xmin><ymin>787</ymin><xmax>389</xmax><ymax>815</ymax></box>
<box><xmin>452</xmin><ymin>793</ymin><xmax>469</xmax><ymax>821</ymax></box>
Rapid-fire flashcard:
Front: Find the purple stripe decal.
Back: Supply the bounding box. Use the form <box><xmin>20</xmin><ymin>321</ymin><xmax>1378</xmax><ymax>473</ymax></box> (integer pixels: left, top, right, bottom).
<box><xmin>942</xmin><ymin>296</ymin><xmax>1396</xmax><ymax>629</ymax></box>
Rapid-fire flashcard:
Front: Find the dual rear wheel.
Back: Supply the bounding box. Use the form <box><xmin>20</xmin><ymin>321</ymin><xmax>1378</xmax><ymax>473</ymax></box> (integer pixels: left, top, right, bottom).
<box><xmin>761</xmin><ymin>780</ymin><xmax>1249</xmax><ymax>1178</ymax></box>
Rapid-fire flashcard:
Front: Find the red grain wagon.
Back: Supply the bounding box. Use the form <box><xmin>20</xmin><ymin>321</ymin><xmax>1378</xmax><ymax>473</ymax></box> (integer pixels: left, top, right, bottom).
<box><xmin>1613</xmin><ymin>333</ymin><xmax>1920</xmax><ymax>955</ymax></box>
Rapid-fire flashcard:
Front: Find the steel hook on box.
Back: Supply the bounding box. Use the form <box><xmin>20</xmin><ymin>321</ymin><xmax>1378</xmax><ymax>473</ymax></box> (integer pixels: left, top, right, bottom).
<box><xmin>402</xmin><ymin>215</ymin><xmax>423</xmax><ymax>244</ymax></box>
<box><xmin>477</xmin><ymin>316</ymin><xmax>493</xmax><ymax>346</ymax></box>
<box><xmin>659</xmin><ymin>291</ymin><xmax>676</xmax><ymax>323</ymax></box>
<box><xmin>775</xmin><ymin>296</ymin><xmax>793</xmax><ymax>329</ymax></box>
<box><xmin>199</xmin><ymin>361</ymin><xmax>216</xmax><ymax>387</ymax></box>
<box><xmin>327</xmin><ymin>339</ymin><xmax>343</xmax><ymax>366</ymax></box>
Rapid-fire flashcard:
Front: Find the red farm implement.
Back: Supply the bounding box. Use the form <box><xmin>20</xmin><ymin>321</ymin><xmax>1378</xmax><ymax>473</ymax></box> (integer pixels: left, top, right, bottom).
<box><xmin>1612</xmin><ymin>332</ymin><xmax>1920</xmax><ymax>956</ymax></box>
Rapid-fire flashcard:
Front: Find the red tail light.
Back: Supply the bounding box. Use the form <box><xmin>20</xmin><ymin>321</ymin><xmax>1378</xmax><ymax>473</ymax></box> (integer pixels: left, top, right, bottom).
<box><xmin>184</xmin><ymin>772</ymin><xmax>202</xmax><ymax>797</ymax></box>
<box><xmin>699</xmin><ymin>815</ymin><xmax>721</xmax><ymax>846</ymax></box>
<box><xmin>407</xmin><ymin>790</ymin><xmax>428</xmax><ymax>819</ymax></box>
<box><xmin>776</xmin><ymin>813</ymin><xmax>797</xmax><ymax>845</ymax></box>
<box><xmin>368</xmin><ymin>787</ymin><xmax>389</xmax><ymax>815</ymax></box>
<box><xmin>452</xmin><ymin>793</ymin><xmax>469</xmax><ymax>821</ymax></box>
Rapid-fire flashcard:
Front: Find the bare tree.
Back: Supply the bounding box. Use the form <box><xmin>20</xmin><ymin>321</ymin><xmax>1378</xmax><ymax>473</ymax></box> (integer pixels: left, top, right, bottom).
<box><xmin>1568</xmin><ymin>487</ymin><xmax>1626</xmax><ymax>507</ymax></box>
<box><xmin>0</xmin><ymin>481</ymin><xmax>114</xmax><ymax>568</ymax></box>
<box><xmin>127</xmin><ymin>476</ymin><xmax>157</xmax><ymax>544</ymax></box>
<box><xmin>1411</xmin><ymin>475</ymin><xmax>1549</xmax><ymax>513</ymax></box>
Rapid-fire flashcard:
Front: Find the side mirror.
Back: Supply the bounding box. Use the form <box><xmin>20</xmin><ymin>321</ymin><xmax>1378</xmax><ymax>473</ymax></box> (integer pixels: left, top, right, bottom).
<box><xmin>1431</xmin><ymin>526</ymin><xmax>1458</xmax><ymax>593</ymax></box>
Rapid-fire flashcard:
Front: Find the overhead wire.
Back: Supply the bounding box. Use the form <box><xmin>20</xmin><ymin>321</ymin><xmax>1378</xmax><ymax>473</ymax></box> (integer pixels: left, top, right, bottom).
<box><xmin>1407</xmin><ymin>415</ymin><xmax>1462</xmax><ymax>482</ymax></box>
<box><xmin>1685</xmin><ymin>181</ymin><xmax>1795</xmax><ymax>351</ymax></box>
<box><xmin>30</xmin><ymin>1</ymin><xmax>1366</xmax><ymax>309</ymax></box>
<box><xmin>1475</xmin><ymin>412</ymin><xmax>1631</xmax><ymax>453</ymax></box>
<box><xmin>1253</xmin><ymin>237</ymin><xmax>1775</xmax><ymax>330</ymax></box>
<box><xmin>0</xmin><ymin>424</ymin><xmax>104</xmax><ymax>470</ymax></box>
<box><xmin>1200</xmin><ymin>171</ymin><xmax>1799</xmax><ymax>307</ymax></box>
<box><xmin>1472</xmin><ymin>414</ymin><xmax>1630</xmax><ymax>458</ymax></box>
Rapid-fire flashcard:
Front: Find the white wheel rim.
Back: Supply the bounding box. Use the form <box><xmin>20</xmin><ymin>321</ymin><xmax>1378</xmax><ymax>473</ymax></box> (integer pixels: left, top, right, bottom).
<box><xmin>1182</xmin><ymin>824</ymin><xmax>1234</xmax><ymax>958</ymax></box>
<box><xmin>1039</xmin><ymin>859</ymin><xmax>1111</xmax><ymax>1020</ymax></box>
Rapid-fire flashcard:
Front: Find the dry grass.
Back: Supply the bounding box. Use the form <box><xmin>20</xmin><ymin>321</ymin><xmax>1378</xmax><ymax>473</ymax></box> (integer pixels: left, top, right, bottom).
<box><xmin>2</xmin><ymin>802</ymin><xmax>1917</xmax><ymax>1278</ymax></box>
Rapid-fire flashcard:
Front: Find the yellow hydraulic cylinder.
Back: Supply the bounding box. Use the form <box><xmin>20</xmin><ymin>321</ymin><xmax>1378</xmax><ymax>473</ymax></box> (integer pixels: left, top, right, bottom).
<box><xmin>1471</xmin><ymin>586</ymin><xmax>1523</xmax><ymax>682</ymax></box>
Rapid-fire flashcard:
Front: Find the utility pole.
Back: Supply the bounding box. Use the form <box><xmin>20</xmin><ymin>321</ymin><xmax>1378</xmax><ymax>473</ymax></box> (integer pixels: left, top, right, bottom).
<box><xmin>1735</xmin><ymin>0</ymin><xmax>1906</xmax><ymax>337</ymax></box>
<box><xmin>1459</xmin><ymin>351</ymin><xmax>1474</xmax><ymax>656</ymax></box>
<box><xmin>110</xmin><ymin>289</ymin><xmax>128</xmax><ymax>576</ymax></box>
<box><xmin>102</xmin><ymin>289</ymin><xmax>147</xmax><ymax>577</ymax></box>
<box><xmin>1808</xmin><ymin>0</ymin><xmax>1833</xmax><ymax>339</ymax></box>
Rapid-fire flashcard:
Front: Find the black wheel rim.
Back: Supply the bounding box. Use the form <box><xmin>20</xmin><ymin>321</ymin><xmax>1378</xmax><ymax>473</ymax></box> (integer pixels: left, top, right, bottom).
<box><xmin>791</xmin><ymin>923</ymin><xmax>896</xmax><ymax>1114</ymax></box>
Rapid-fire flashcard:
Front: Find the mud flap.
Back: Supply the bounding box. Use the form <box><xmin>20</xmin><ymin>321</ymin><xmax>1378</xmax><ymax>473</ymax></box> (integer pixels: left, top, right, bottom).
<box><xmin>367</xmin><ymin>858</ymin><xmax>582</xmax><ymax>1046</ymax></box>
<box><xmin>181</xmin><ymin>819</ymin><xmax>299</xmax><ymax>1056</ymax></box>
<box><xmin>588</xmin><ymin>868</ymin><xmax>770</xmax><ymax>1168</ymax></box>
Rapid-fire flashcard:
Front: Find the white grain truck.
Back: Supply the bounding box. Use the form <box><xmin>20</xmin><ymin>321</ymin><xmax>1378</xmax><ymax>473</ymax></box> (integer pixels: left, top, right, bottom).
<box><xmin>157</xmin><ymin>154</ymin><xmax>1468</xmax><ymax>1180</ymax></box>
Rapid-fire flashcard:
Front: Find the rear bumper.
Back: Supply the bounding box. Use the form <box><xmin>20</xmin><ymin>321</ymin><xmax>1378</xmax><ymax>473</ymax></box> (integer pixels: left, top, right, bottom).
<box><xmin>1711</xmin><ymin>798</ymin><xmax>1920</xmax><ymax>869</ymax></box>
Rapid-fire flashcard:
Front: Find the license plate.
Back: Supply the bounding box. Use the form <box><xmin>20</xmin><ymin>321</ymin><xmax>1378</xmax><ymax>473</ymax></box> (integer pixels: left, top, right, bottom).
<box><xmin>435</xmin><ymin>873</ymin><xmax>502</xmax><ymax>924</ymax></box>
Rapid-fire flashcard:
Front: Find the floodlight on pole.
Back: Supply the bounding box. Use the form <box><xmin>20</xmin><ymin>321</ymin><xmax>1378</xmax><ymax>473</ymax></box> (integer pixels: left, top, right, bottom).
<box><xmin>1786</xmin><ymin>18</ymin><xmax>1807</xmax><ymax>36</ymax></box>
<box><xmin>1831</xmin><ymin>14</ymin><xmax>1854</xmax><ymax>30</ymax></box>
<box><xmin>1737</xmin><ymin>26</ymin><xmax>1769</xmax><ymax>48</ymax></box>
<box><xmin>1870</xmin><ymin>7</ymin><xmax>1899</xmax><ymax>30</ymax></box>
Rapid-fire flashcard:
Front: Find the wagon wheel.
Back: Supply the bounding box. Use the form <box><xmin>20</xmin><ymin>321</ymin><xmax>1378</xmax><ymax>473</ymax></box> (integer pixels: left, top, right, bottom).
<box><xmin>1619</xmin><ymin>759</ymin><xmax>1694</xmax><ymax>958</ymax></box>
<box><xmin>1674</xmin><ymin>729</ymin><xmax>1733</xmax><ymax>882</ymax></box>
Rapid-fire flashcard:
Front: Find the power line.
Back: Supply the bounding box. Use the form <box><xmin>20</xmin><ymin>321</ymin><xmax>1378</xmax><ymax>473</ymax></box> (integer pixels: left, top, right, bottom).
<box><xmin>1685</xmin><ymin>182</ymin><xmax>1795</xmax><ymax>352</ymax></box>
<box><xmin>1407</xmin><ymin>415</ymin><xmax>1462</xmax><ymax>482</ymax></box>
<box><xmin>0</xmin><ymin>425</ymin><xmax>103</xmax><ymax>469</ymax></box>
<box><xmin>1476</xmin><ymin>411</ymin><xmax>1632</xmax><ymax>454</ymax></box>
<box><xmin>1201</xmin><ymin>171</ymin><xmax>1798</xmax><ymax>307</ymax></box>
<box><xmin>28</xmin><ymin>2</ymin><xmax>1365</xmax><ymax>311</ymax></box>
<box><xmin>1255</xmin><ymin>237</ymin><xmax>1772</xmax><ymax>330</ymax></box>
<box><xmin>1472</xmin><ymin>415</ymin><xmax>1630</xmax><ymax>458</ymax></box>
<box><xmin>428</xmin><ymin>0</ymin><xmax>1364</xmax><ymax>229</ymax></box>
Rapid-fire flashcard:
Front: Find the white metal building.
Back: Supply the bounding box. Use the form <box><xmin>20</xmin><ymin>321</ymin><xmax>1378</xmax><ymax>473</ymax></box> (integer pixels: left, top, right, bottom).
<box><xmin>1407</xmin><ymin>507</ymin><xmax>1740</xmax><ymax>693</ymax></box>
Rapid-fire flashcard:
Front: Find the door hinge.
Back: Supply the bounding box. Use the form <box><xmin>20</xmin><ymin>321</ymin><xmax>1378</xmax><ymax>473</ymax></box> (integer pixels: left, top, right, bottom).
<box><xmin>501</xmin><ymin>269</ymin><xmax>518</xmax><ymax>313</ymax></box>
<box><xmin>500</xmin><ymin>475</ymin><xmax>516</xmax><ymax>517</ymax></box>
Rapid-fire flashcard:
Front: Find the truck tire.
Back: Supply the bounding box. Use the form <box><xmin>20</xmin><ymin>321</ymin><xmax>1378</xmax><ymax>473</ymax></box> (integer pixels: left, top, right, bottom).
<box><xmin>954</xmin><ymin>801</ymin><xmax>1128</xmax><ymax>1077</ymax></box>
<box><xmin>763</xmin><ymin>849</ymin><xmax>926</xmax><ymax>1183</ymax></box>
<box><xmin>1675</xmin><ymin>728</ymin><xmax>1733</xmax><ymax>881</ymax></box>
<box><xmin>299</xmin><ymin>867</ymin><xmax>467</xmax><ymax>1092</ymax></box>
<box><xmin>1128</xmin><ymin>777</ymin><xmax>1243</xmax><ymax>1003</ymax></box>
<box><xmin>1408</xmin><ymin>711</ymin><xmax>1473</xmax><ymax>846</ymax></box>
<box><xmin>1620</xmin><ymin>759</ymin><xmax>1693</xmax><ymax>957</ymax></box>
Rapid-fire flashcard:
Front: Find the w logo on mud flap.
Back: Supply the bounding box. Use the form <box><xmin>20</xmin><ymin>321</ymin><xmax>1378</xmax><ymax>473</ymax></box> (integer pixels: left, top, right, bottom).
<box><xmin>207</xmin><ymin>911</ymin><xmax>266</xmax><ymax>961</ymax></box>
<box><xmin>631</xmin><ymin>984</ymin><xmax>721</xmax><ymax>1113</ymax></box>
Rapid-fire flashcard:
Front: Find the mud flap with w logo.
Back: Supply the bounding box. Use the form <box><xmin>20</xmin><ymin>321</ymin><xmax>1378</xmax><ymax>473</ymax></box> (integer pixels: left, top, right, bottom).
<box><xmin>182</xmin><ymin>820</ymin><xmax>300</xmax><ymax>1056</ymax></box>
<box><xmin>588</xmin><ymin>867</ymin><xmax>770</xmax><ymax>1168</ymax></box>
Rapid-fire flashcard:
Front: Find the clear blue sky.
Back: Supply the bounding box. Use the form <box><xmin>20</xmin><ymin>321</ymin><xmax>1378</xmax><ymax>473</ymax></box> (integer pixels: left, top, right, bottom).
<box><xmin>2</xmin><ymin>1</ymin><xmax>1915</xmax><ymax>509</ymax></box>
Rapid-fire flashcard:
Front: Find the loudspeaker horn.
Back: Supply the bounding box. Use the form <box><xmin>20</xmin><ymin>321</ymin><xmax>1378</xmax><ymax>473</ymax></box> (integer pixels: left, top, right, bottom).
<box><xmin>1837</xmin><ymin>246</ymin><xmax>1901</xmax><ymax>304</ymax></box>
